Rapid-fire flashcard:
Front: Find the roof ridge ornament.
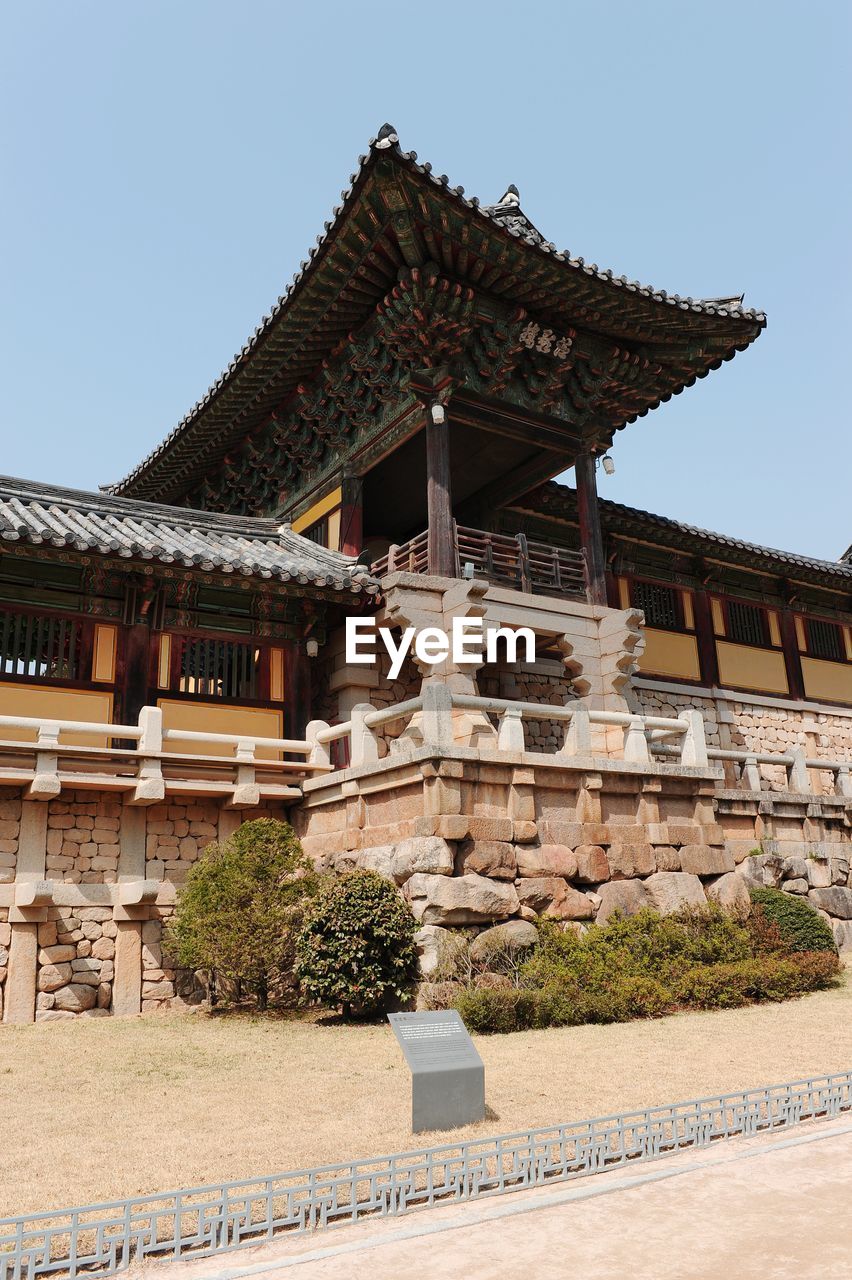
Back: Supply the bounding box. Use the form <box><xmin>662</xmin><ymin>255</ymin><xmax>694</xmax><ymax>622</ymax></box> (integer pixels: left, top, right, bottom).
<box><xmin>374</xmin><ymin>123</ymin><xmax>399</xmax><ymax>150</ymax></box>
<box><xmin>496</xmin><ymin>184</ymin><xmax>521</xmax><ymax>207</ymax></box>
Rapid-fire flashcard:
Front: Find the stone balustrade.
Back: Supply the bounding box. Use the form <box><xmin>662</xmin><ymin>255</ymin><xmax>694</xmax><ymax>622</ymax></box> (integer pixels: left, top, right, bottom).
<box><xmin>0</xmin><ymin>695</ymin><xmax>849</xmax><ymax>803</ymax></box>
<box><xmin>0</xmin><ymin>709</ymin><xmax>332</xmax><ymax>807</ymax></box>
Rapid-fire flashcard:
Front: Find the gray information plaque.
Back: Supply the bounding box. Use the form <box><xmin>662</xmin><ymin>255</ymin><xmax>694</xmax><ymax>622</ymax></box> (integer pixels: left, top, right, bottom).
<box><xmin>388</xmin><ymin>1010</ymin><xmax>485</xmax><ymax>1133</ymax></box>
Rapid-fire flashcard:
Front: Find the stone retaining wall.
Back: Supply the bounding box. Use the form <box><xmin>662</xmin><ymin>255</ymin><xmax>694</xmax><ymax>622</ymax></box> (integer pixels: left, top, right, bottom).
<box><xmin>0</xmin><ymin>789</ymin><xmax>291</xmax><ymax>1024</ymax></box>
<box><xmin>3</xmin><ymin>730</ymin><xmax>851</xmax><ymax>1025</ymax></box>
<box><xmin>636</xmin><ymin>684</ymin><xmax>852</xmax><ymax>792</ymax></box>
<box><xmin>0</xmin><ymin>796</ymin><xmax>20</xmax><ymax>883</ymax></box>
<box><xmin>295</xmin><ymin>748</ymin><xmax>852</xmax><ymax>954</ymax></box>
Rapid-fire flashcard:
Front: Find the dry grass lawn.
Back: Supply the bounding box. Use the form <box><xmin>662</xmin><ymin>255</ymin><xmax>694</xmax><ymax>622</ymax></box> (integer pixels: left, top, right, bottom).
<box><xmin>2</xmin><ymin>970</ymin><xmax>851</xmax><ymax>1218</ymax></box>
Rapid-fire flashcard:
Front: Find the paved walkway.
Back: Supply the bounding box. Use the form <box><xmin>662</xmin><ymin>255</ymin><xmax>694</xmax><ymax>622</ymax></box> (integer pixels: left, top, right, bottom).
<box><xmin>153</xmin><ymin>1119</ymin><xmax>852</xmax><ymax>1280</ymax></box>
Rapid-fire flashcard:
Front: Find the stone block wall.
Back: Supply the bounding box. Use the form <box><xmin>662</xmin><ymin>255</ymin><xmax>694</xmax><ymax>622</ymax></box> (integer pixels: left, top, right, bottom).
<box><xmin>144</xmin><ymin>800</ymin><xmax>221</xmax><ymax>885</ymax></box>
<box><xmin>636</xmin><ymin>684</ymin><xmax>852</xmax><ymax>793</ymax></box>
<box><xmin>36</xmin><ymin>907</ymin><xmax>116</xmax><ymax>1020</ymax></box>
<box><xmin>0</xmin><ymin>791</ymin><xmax>292</xmax><ymax>1024</ymax></box>
<box><xmin>295</xmin><ymin>747</ymin><xmax>852</xmax><ymax>952</ymax></box>
<box><xmin>478</xmin><ymin>658</ymin><xmax>574</xmax><ymax>753</ymax></box>
<box><xmin>0</xmin><ymin>796</ymin><xmax>20</xmax><ymax>884</ymax></box>
<box><xmin>46</xmin><ymin>794</ymin><xmax>122</xmax><ymax>883</ymax></box>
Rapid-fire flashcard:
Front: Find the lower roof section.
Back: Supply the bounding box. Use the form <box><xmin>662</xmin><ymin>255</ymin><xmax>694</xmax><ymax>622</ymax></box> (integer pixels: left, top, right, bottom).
<box><xmin>0</xmin><ymin>475</ymin><xmax>376</xmax><ymax>594</ymax></box>
<box><xmin>513</xmin><ymin>482</ymin><xmax>852</xmax><ymax>594</ymax></box>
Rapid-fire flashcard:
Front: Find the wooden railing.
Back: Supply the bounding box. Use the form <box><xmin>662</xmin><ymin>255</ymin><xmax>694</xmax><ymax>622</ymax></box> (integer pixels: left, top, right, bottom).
<box><xmin>372</xmin><ymin>523</ymin><xmax>587</xmax><ymax>599</ymax></box>
<box><xmin>372</xmin><ymin>530</ymin><xmax>429</xmax><ymax>577</ymax></box>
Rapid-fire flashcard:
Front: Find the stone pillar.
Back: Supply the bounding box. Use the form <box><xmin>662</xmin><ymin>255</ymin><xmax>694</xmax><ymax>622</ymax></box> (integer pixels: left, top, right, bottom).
<box><xmin>381</xmin><ymin>576</ymin><xmax>497</xmax><ymax>749</ymax></box>
<box><xmin>3</xmin><ymin>923</ymin><xmax>38</xmax><ymax>1024</ymax></box>
<box><xmin>113</xmin><ymin>803</ymin><xmax>147</xmax><ymax>1017</ymax></box>
<box><xmin>113</xmin><ymin>921</ymin><xmax>142</xmax><ymax>1017</ymax></box>
<box><xmin>3</xmin><ymin>801</ymin><xmax>48</xmax><ymax>1024</ymax></box>
<box><xmin>559</xmin><ymin>607</ymin><xmax>644</xmax><ymax>755</ymax></box>
<box><xmin>118</xmin><ymin>804</ymin><xmax>146</xmax><ymax>880</ymax></box>
<box><xmin>331</xmin><ymin>666</ymin><xmax>380</xmax><ymax>722</ymax></box>
<box><xmin>16</xmin><ymin>801</ymin><xmax>48</xmax><ymax>882</ymax></box>
<box><xmin>218</xmin><ymin>810</ymin><xmax>242</xmax><ymax>843</ymax></box>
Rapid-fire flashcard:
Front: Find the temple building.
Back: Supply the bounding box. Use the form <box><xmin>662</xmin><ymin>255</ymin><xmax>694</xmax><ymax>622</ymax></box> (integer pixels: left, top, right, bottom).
<box><xmin>0</xmin><ymin>125</ymin><xmax>850</xmax><ymax>1024</ymax></box>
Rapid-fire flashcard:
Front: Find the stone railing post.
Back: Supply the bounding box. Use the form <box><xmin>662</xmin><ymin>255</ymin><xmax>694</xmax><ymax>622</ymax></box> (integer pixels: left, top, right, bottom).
<box><xmin>558</xmin><ymin>702</ymin><xmax>591</xmax><ymax>757</ymax></box>
<box><xmin>350</xmin><ymin>704</ymin><xmax>380</xmax><ymax>767</ymax></box>
<box><xmin>305</xmin><ymin>720</ymin><xmax>332</xmax><ymax>770</ymax></box>
<box><xmin>623</xmin><ymin>715</ymin><xmax>650</xmax><ymax>764</ymax></box>
<box><xmin>420</xmin><ymin>683</ymin><xmax>454</xmax><ymax>749</ymax></box>
<box><xmin>787</xmin><ymin>747</ymin><xmax>810</xmax><ymax>794</ymax></box>
<box><xmin>497</xmin><ymin>704</ymin><xmax>525</xmax><ymax>753</ymax></box>
<box><xmin>678</xmin><ymin>709</ymin><xmax>708</xmax><ymax>768</ymax></box>
<box><xmin>836</xmin><ymin>766</ymin><xmax>852</xmax><ymax>799</ymax></box>
<box><xmin>742</xmin><ymin>754</ymin><xmax>762</xmax><ymax>791</ymax></box>
<box><xmin>230</xmin><ymin>739</ymin><xmax>260</xmax><ymax>808</ymax></box>
<box><xmin>134</xmin><ymin>706</ymin><xmax>165</xmax><ymax>805</ymax></box>
<box><xmin>28</xmin><ymin>722</ymin><xmax>61</xmax><ymax>799</ymax></box>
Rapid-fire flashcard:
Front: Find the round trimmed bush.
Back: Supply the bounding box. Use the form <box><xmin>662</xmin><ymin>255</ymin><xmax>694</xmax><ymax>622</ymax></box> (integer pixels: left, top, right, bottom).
<box><xmin>749</xmin><ymin>886</ymin><xmax>837</xmax><ymax>953</ymax></box>
<box><xmin>169</xmin><ymin>817</ymin><xmax>317</xmax><ymax>1010</ymax></box>
<box><xmin>295</xmin><ymin>870</ymin><xmax>419</xmax><ymax>1017</ymax></box>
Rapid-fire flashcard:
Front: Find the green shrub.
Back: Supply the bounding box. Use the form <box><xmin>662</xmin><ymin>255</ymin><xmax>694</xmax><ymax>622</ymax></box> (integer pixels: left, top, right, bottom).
<box><xmin>454</xmin><ymin>986</ymin><xmax>538</xmax><ymax>1034</ymax></box>
<box><xmin>676</xmin><ymin>952</ymin><xmax>840</xmax><ymax>1008</ymax></box>
<box><xmin>452</xmin><ymin>902</ymin><xmax>840</xmax><ymax>1034</ymax></box>
<box><xmin>749</xmin><ymin>887</ymin><xmax>837</xmax><ymax>953</ymax></box>
<box><xmin>295</xmin><ymin>870</ymin><xmax>418</xmax><ymax>1017</ymax></box>
<box><xmin>168</xmin><ymin>818</ymin><xmax>317</xmax><ymax>1010</ymax></box>
<box><xmin>522</xmin><ymin>906</ymin><xmax>751</xmax><ymax>991</ymax></box>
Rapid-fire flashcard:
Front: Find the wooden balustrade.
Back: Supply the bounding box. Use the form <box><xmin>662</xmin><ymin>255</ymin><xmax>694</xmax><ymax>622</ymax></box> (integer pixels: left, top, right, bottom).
<box><xmin>371</xmin><ymin>523</ymin><xmax>586</xmax><ymax>598</ymax></box>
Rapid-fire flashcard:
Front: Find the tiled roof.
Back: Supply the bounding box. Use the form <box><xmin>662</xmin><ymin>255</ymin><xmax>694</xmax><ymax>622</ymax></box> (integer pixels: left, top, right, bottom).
<box><xmin>110</xmin><ymin>124</ymin><xmax>765</xmax><ymax>502</ymax></box>
<box><xmin>0</xmin><ymin>476</ymin><xmax>377</xmax><ymax>594</ymax></box>
<box><xmin>522</xmin><ymin>482</ymin><xmax>852</xmax><ymax>587</ymax></box>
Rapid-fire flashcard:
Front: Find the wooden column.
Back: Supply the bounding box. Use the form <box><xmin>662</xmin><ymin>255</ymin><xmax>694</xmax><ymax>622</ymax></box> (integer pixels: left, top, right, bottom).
<box><xmin>339</xmin><ymin>473</ymin><xmax>363</xmax><ymax>557</ymax></box>
<box><xmin>780</xmin><ymin>607</ymin><xmax>806</xmax><ymax>700</ymax></box>
<box><xmin>575</xmin><ymin>450</ymin><xmax>607</xmax><ymax>606</ymax></box>
<box><xmin>285</xmin><ymin>642</ymin><xmax>313</xmax><ymax>740</ymax></box>
<box><xmin>426</xmin><ymin>405</ymin><xmax>455</xmax><ymax>577</ymax></box>
<box><xmin>693</xmin><ymin>589</ymin><xmax>720</xmax><ymax>687</ymax></box>
<box><xmin>121</xmin><ymin>623</ymin><xmax>151</xmax><ymax>724</ymax></box>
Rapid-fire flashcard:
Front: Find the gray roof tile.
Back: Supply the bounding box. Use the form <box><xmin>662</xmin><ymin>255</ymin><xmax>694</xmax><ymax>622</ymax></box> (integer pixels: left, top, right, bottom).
<box><xmin>526</xmin><ymin>482</ymin><xmax>852</xmax><ymax>586</ymax></box>
<box><xmin>0</xmin><ymin>476</ymin><xmax>377</xmax><ymax>595</ymax></box>
<box><xmin>110</xmin><ymin>124</ymin><xmax>764</xmax><ymax>498</ymax></box>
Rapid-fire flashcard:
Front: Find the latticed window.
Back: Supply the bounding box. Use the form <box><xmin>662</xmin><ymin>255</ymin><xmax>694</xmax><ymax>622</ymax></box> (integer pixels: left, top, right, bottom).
<box><xmin>177</xmin><ymin>637</ymin><xmax>261</xmax><ymax>699</ymax></box>
<box><xmin>303</xmin><ymin>518</ymin><xmax>328</xmax><ymax>548</ymax></box>
<box><xmin>0</xmin><ymin>609</ymin><xmax>82</xmax><ymax>681</ymax></box>
<box><xmin>727</xmin><ymin>601</ymin><xmax>769</xmax><ymax>647</ymax></box>
<box><xmin>633</xmin><ymin>581</ymin><xmax>681</xmax><ymax>630</ymax></box>
<box><xmin>807</xmin><ymin>618</ymin><xmax>845</xmax><ymax>662</ymax></box>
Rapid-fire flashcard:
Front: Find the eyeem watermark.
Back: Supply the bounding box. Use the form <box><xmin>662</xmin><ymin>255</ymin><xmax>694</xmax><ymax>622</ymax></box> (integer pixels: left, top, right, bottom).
<box><xmin>346</xmin><ymin>617</ymin><xmax>536</xmax><ymax>679</ymax></box>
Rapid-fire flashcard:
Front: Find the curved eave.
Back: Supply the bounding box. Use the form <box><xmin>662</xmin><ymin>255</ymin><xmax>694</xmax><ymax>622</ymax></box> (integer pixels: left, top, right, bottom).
<box><xmin>109</xmin><ymin>126</ymin><xmax>765</xmax><ymax>503</ymax></box>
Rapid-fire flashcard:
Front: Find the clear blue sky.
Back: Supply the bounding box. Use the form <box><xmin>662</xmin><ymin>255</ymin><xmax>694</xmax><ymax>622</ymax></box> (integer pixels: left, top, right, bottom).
<box><xmin>2</xmin><ymin>1</ymin><xmax>849</xmax><ymax>560</ymax></box>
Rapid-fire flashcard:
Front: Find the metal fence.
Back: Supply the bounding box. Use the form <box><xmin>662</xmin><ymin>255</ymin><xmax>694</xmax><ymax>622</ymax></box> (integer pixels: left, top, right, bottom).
<box><xmin>2</xmin><ymin>1070</ymin><xmax>850</xmax><ymax>1280</ymax></box>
